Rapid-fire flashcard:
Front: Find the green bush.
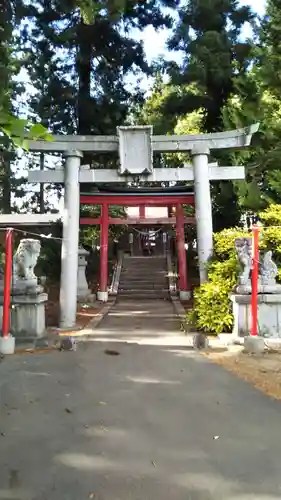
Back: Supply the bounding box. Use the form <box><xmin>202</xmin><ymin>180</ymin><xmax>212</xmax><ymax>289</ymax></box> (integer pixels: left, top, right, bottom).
<box><xmin>188</xmin><ymin>206</ymin><xmax>281</xmax><ymax>334</ymax></box>
<box><xmin>188</xmin><ymin>279</ymin><xmax>234</xmax><ymax>334</ymax></box>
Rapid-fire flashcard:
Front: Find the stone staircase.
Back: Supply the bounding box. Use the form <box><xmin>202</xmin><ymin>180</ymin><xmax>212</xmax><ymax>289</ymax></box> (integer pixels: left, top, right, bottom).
<box><xmin>118</xmin><ymin>256</ymin><xmax>169</xmax><ymax>300</ymax></box>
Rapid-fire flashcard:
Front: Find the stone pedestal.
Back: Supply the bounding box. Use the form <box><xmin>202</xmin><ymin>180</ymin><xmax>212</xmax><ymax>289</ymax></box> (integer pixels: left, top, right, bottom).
<box><xmin>0</xmin><ymin>292</ymin><xmax>48</xmax><ymax>341</ymax></box>
<box><xmin>231</xmin><ymin>293</ymin><xmax>281</xmax><ymax>339</ymax></box>
<box><xmin>244</xmin><ymin>336</ymin><xmax>265</xmax><ymax>354</ymax></box>
<box><xmin>77</xmin><ymin>248</ymin><xmax>91</xmax><ymax>301</ymax></box>
<box><xmin>97</xmin><ymin>291</ymin><xmax>108</xmax><ymax>302</ymax></box>
<box><xmin>0</xmin><ymin>335</ymin><xmax>15</xmax><ymax>355</ymax></box>
<box><xmin>180</xmin><ymin>290</ymin><xmax>191</xmax><ymax>301</ymax></box>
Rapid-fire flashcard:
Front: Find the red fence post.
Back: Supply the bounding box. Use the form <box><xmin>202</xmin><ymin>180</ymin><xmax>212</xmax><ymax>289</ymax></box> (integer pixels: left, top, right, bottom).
<box><xmin>2</xmin><ymin>228</ymin><xmax>13</xmax><ymax>338</ymax></box>
<box><xmin>99</xmin><ymin>203</ymin><xmax>109</xmax><ymax>301</ymax></box>
<box><xmin>251</xmin><ymin>225</ymin><xmax>259</xmax><ymax>336</ymax></box>
<box><xmin>176</xmin><ymin>203</ymin><xmax>190</xmax><ymax>296</ymax></box>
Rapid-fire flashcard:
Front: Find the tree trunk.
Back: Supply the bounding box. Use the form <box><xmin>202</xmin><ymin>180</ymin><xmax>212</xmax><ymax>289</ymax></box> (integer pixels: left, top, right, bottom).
<box><xmin>76</xmin><ymin>20</ymin><xmax>92</xmax><ymax>136</ymax></box>
<box><xmin>76</xmin><ymin>19</ymin><xmax>93</xmax><ymax>195</ymax></box>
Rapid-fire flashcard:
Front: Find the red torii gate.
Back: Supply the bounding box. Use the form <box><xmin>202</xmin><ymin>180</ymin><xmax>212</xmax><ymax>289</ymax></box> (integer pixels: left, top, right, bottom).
<box><xmin>80</xmin><ymin>191</ymin><xmax>195</xmax><ymax>301</ymax></box>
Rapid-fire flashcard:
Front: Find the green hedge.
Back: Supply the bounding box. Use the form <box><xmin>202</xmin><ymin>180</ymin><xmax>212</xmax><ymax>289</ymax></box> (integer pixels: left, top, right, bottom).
<box><xmin>187</xmin><ymin>205</ymin><xmax>281</xmax><ymax>334</ymax></box>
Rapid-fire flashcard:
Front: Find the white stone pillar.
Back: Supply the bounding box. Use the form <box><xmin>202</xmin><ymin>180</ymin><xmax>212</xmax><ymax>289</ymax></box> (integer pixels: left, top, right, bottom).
<box><xmin>192</xmin><ymin>147</ymin><xmax>213</xmax><ymax>283</ymax></box>
<box><xmin>60</xmin><ymin>150</ymin><xmax>82</xmax><ymax>328</ymax></box>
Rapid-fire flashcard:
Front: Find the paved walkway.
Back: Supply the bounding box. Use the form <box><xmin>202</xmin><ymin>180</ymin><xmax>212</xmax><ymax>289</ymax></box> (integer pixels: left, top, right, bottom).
<box><xmin>1</xmin><ymin>299</ymin><xmax>281</xmax><ymax>499</ymax></box>
<box><xmin>90</xmin><ymin>298</ymin><xmax>183</xmax><ymax>344</ymax></box>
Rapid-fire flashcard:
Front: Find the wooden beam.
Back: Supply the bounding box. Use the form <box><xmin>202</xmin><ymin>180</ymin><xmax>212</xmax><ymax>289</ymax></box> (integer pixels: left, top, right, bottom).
<box><xmin>80</xmin><ymin>217</ymin><xmax>196</xmax><ymax>225</ymax></box>
<box><xmin>80</xmin><ymin>194</ymin><xmax>195</xmax><ymax>206</ymax></box>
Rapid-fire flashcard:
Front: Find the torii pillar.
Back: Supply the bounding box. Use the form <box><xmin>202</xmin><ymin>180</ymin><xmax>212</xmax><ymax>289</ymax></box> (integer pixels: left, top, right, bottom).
<box><xmin>192</xmin><ymin>147</ymin><xmax>213</xmax><ymax>284</ymax></box>
<box><xmin>60</xmin><ymin>150</ymin><xmax>82</xmax><ymax>328</ymax></box>
<box><xmin>97</xmin><ymin>203</ymin><xmax>109</xmax><ymax>302</ymax></box>
<box><xmin>176</xmin><ymin>203</ymin><xmax>190</xmax><ymax>300</ymax></box>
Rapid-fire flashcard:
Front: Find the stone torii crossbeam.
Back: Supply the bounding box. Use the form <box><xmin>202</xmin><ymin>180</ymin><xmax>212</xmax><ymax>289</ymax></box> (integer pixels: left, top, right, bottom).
<box><xmin>27</xmin><ymin>124</ymin><xmax>259</xmax><ymax>328</ymax></box>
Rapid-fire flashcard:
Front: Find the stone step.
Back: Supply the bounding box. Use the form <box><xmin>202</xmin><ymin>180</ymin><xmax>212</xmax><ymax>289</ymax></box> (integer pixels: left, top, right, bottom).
<box><xmin>121</xmin><ymin>269</ymin><xmax>167</xmax><ymax>273</ymax></box>
<box><xmin>121</xmin><ymin>280</ymin><xmax>167</xmax><ymax>283</ymax></box>
<box><xmin>120</xmin><ymin>278</ymin><xmax>167</xmax><ymax>282</ymax></box>
<box><xmin>123</xmin><ymin>262</ymin><xmax>166</xmax><ymax>265</ymax></box>
<box><xmin>118</xmin><ymin>288</ymin><xmax>168</xmax><ymax>295</ymax></box>
<box><xmin>119</xmin><ymin>278</ymin><xmax>167</xmax><ymax>284</ymax></box>
<box><xmin>118</xmin><ymin>292</ymin><xmax>169</xmax><ymax>300</ymax></box>
<box><xmin>123</xmin><ymin>257</ymin><xmax>166</xmax><ymax>260</ymax></box>
<box><xmin>119</xmin><ymin>256</ymin><xmax>169</xmax><ymax>300</ymax></box>
<box><xmin>121</xmin><ymin>270</ymin><xmax>167</xmax><ymax>276</ymax></box>
<box><xmin>119</xmin><ymin>285</ymin><xmax>168</xmax><ymax>291</ymax></box>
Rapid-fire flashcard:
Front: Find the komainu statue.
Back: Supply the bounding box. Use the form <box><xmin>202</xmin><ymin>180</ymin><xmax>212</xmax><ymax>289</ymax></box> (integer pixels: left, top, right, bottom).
<box><xmin>235</xmin><ymin>237</ymin><xmax>252</xmax><ymax>285</ymax></box>
<box><xmin>13</xmin><ymin>239</ymin><xmax>41</xmax><ymax>281</ymax></box>
<box><xmin>260</xmin><ymin>250</ymin><xmax>278</xmax><ymax>285</ymax></box>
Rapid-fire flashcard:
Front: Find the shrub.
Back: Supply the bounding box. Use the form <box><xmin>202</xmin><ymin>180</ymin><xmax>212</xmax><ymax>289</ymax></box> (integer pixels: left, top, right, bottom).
<box><xmin>187</xmin><ymin>232</ymin><xmax>241</xmax><ymax>333</ymax></box>
<box><xmin>259</xmin><ymin>204</ymin><xmax>281</xmax><ymax>226</ymax></box>
<box><xmin>188</xmin><ymin>278</ymin><xmax>234</xmax><ymax>334</ymax></box>
<box><xmin>213</xmin><ymin>228</ymin><xmax>248</xmax><ymax>258</ymax></box>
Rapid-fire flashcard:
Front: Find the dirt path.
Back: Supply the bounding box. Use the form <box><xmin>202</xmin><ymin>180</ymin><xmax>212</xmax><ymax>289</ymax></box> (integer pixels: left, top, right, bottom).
<box><xmin>205</xmin><ymin>347</ymin><xmax>281</xmax><ymax>401</ymax></box>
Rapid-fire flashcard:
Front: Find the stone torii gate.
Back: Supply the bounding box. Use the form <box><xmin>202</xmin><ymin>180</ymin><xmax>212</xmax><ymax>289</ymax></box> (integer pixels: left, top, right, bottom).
<box><xmin>28</xmin><ymin>124</ymin><xmax>259</xmax><ymax>328</ymax></box>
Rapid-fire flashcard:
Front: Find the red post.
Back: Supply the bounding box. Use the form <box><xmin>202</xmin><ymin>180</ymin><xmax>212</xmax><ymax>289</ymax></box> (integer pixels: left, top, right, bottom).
<box><xmin>99</xmin><ymin>203</ymin><xmax>109</xmax><ymax>296</ymax></box>
<box><xmin>139</xmin><ymin>205</ymin><xmax>145</xmax><ymax>218</ymax></box>
<box><xmin>2</xmin><ymin>229</ymin><xmax>13</xmax><ymax>338</ymax></box>
<box><xmin>251</xmin><ymin>225</ymin><xmax>259</xmax><ymax>336</ymax></box>
<box><xmin>176</xmin><ymin>204</ymin><xmax>189</xmax><ymax>292</ymax></box>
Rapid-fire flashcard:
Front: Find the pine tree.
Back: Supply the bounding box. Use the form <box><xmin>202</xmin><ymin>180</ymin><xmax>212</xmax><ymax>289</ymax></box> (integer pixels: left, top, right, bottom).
<box><xmin>259</xmin><ymin>0</ymin><xmax>281</xmax><ymax>96</ymax></box>
<box><xmin>166</xmin><ymin>0</ymin><xmax>254</xmax><ymax>132</ymax></box>
<box><xmin>161</xmin><ymin>0</ymin><xmax>255</xmax><ymax>229</ymax></box>
<box><xmin>0</xmin><ymin>0</ymin><xmax>24</xmax><ymax>213</ymax></box>
<box><xmin>20</xmin><ymin>0</ymin><xmax>177</xmax><ymax>137</ymax></box>
<box><xmin>18</xmin><ymin>0</ymin><xmax>178</xmax><ymax>207</ymax></box>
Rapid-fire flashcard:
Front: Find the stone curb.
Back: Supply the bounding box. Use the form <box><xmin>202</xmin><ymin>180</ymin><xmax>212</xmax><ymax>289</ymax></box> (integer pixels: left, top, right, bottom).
<box><xmin>81</xmin><ymin>296</ymin><xmax>117</xmax><ymax>333</ymax></box>
<box><xmin>170</xmin><ymin>295</ymin><xmax>186</xmax><ymax>322</ymax></box>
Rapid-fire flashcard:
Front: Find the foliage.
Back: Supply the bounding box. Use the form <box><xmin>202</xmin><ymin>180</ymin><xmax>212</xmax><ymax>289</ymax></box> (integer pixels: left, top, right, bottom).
<box><xmin>0</xmin><ymin>114</ymin><xmax>52</xmax><ymax>150</ymax></box>
<box><xmin>259</xmin><ymin>205</ymin><xmax>281</xmax><ymax>275</ymax></box>
<box><xmin>259</xmin><ymin>204</ymin><xmax>281</xmax><ymax>226</ymax></box>
<box><xmin>187</xmin><ymin>228</ymin><xmax>245</xmax><ymax>333</ymax></box>
<box><xmin>188</xmin><ymin>279</ymin><xmax>234</xmax><ymax>334</ymax></box>
<box><xmin>20</xmin><ymin>0</ymin><xmax>176</xmax><ymax>138</ymax></box>
<box><xmin>166</xmin><ymin>0</ymin><xmax>254</xmax><ymax>132</ymax></box>
<box><xmin>37</xmin><ymin>238</ymin><xmax>62</xmax><ymax>280</ymax></box>
<box><xmin>258</xmin><ymin>0</ymin><xmax>281</xmax><ymax>98</ymax></box>
<box><xmin>213</xmin><ymin>228</ymin><xmax>249</xmax><ymax>258</ymax></box>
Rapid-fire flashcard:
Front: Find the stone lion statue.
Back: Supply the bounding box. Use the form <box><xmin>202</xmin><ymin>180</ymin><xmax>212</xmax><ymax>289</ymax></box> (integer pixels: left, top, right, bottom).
<box><xmin>235</xmin><ymin>237</ymin><xmax>252</xmax><ymax>285</ymax></box>
<box><xmin>13</xmin><ymin>239</ymin><xmax>41</xmax><ymax>281</ymax></box>
<box><xmin>260</xmin><ymin>250</ymin><xmax>278</xmax><ymax>284</ymax></box>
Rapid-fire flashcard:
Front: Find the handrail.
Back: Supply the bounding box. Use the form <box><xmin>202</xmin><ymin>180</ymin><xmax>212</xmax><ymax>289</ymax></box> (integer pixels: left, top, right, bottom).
<box><xmin>109</xmin><ymin>251</ymin><xmax>123</xmax><ymax>295</ymax></box>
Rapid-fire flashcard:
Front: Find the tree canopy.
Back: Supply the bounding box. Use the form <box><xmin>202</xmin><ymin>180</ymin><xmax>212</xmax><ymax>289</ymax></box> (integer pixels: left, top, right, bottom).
<box><xmin>0</xmin><ymin>0</ymin><xmax>280</xmax><ymax>228</ymax></box>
